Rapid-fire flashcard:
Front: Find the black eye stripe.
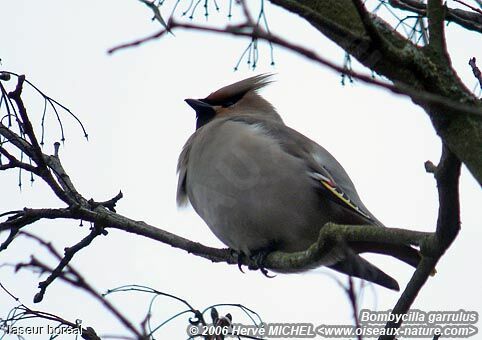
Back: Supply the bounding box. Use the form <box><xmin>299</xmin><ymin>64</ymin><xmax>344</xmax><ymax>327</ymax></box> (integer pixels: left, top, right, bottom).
<box><xmin>196</xmin><ymin>109</ymin><xmax>216</xmax><ymax>130</ymax></box>
<box><xmin>221</xmin><ymin>101</ymin><xmax>235</xmax><ymax>107</ymax></box>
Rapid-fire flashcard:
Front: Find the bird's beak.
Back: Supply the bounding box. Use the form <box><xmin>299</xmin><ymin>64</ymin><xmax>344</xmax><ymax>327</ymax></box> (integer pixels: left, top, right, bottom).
<box><xmin>184</xmin><ymin>99</ymin><xmax>212</xmax><ymax>113</ymax></box>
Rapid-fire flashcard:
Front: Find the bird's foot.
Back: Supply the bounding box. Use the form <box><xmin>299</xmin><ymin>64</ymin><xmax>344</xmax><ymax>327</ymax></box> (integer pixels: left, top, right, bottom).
<box><xmin>229</xmin><ymin>249</ymin><xmax>246</xmax><ymax>273</ymax></box>
<box><xmin>250</xmin><ymin>249</ymin><xmax>275</xmax><ymax>278</ymax></box>
<box><xmin>230</xmin><ymin>248</ymin><xmax>275</xmax><ymax>277</ymax></box>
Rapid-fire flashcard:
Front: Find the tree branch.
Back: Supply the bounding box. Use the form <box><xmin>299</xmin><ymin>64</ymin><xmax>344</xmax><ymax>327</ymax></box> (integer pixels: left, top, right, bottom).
<box><xmin>0</xmin><ymin>282</ymin><xmax>101</xmax><ymax>340</ymax></box>
<box><xmin>265</xmin><ymin>224</ymin><xmax>432</xmax><ymax>273</ymax></box>
<box><xmin>0</xmin><ymin>11</ymin><xmax>471</xmax><ymax>335</ymax></box>
<box><xmin>469</xmin><ymin>57</ymin><xmax>482</xmax><ymax>88</ymax></box>
<box><xmin>0</xmin><ymin>104</ymin><xmax>72</xmax><ymax>204</ymax></box>
<box><xmin>8</xmin><ymin>75</ymin><xmax>46</xmax><ymax>166</ymax></box>
<box><xmin>389</xmin><ymin>0</ymin><xmax>482</xmax><ymax>33</ymax></box>
<box><xmin>0</xmin><ymin>207</ymin><xmax>73</xmax><ymax>232</ymax></box>
<box><xmin>427</xmin><ymin>0</ymin><xmax>448</xmax><ymax>56</ymax></box>
<box><xmin>0</xmin><ymin>145</ymin><xmax>38</xmax><ymax>173</ymax></box>
<box><xmin>44</xmin><ymin>141</ymin><xmax>89</xmax><ymax>204</ymax></box>
<box><xmin>109</xmin><ymin>21</ymin><xmax>482</xmax><ymax>117</ymax></box>
<box><xmin>0</xmin><ymin>121</ymin><xmax>37</xmax><ymax>159</ymax></box>
<box><xmin>0</xmin><ymin>227</ymin><xmax>20</xmax><ymax>251</ymax></box>
<box><xmin>352</xmin><ymin>0</ymin><xmax>385</xmax><ymax>49</ymax></box>
<box><xmin>15</xmin><ymin>232</ymin><xmax>144</xmax><ymax>339</ymax></box>
<box><xmin>2</xmin><ymin>202</ymin><xmax>433</xmax><ymax>275</ymax></box>
<box><xmin>268</xmin><ymin>0</ymin><xmax>482</xmax><ymax>186</ymax></box>
<box><xmin>33</xmin><ymin>224</ymin><xmax>105</xmax><ymax>303</ymax></box>
<box><xmin>114</xmin><ymin>0</ymin><xmax>482</xmax><ymax>189</ymax></box>
<box><xmin>379</xmin><ymin>145</ymin><xmax>461</xmax><ymax>340</ymax></box>
<box><xmin>107</xmin><ymin>11</ymin><xmax>482</xmax><ymax>183</ymax></box>
<box><xmin>453</xmin><ymin>0</ymin><xmax>482</xmax><ymax>15</ymax></box>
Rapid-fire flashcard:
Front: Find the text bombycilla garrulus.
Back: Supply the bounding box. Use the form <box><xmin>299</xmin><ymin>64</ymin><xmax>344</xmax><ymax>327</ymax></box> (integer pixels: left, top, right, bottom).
<box><xmin>177</xmin><ymin>74</ymin><xmax>420</xmax><ymax>291</ymax></box>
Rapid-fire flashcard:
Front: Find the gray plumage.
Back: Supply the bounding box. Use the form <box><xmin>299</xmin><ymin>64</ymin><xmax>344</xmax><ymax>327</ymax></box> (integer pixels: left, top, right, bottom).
<box><xmin>178</xmin><ymin>74</ymin><xmax>419</xmax><ymax>291</ymax></box>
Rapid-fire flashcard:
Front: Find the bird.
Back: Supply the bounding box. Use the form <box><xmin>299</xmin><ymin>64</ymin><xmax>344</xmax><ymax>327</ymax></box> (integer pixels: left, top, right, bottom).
<box><xmin>177</xmin><ymin>74</ymin><xmax>420</xmax><ymax>291</ymax></box>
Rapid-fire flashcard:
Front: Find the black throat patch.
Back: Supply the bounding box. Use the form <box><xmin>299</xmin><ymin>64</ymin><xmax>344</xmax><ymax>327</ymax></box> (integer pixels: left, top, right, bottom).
<box><xmin>195</xmin><ymin>105</ymin><xmax>216</xmax><ymax>130</ymax></box>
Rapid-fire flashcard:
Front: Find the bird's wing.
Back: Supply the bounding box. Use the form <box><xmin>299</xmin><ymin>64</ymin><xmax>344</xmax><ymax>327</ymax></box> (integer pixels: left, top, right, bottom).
<box><xmin>229</xmin><ymin>115</ymin><xmax>380</xmax><ymax>225</ymax></box>
<box><xmin>307</xmin><ymin>170</ymin><xmax>374</xmax><ymax>222</ymax></box>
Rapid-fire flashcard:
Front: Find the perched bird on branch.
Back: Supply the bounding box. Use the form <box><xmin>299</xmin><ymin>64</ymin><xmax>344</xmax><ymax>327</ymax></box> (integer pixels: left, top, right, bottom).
<box><xmin>177</xmin><ymin>74</ymin><xmax>420</xmax><ymax>290</ymax></box>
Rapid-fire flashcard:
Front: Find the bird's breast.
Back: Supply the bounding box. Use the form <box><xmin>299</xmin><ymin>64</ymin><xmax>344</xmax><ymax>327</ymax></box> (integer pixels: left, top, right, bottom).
<box><xmin>185</xmin><ymin>120</ymin><xmax>326</xmax><ymax>254</ymax></box>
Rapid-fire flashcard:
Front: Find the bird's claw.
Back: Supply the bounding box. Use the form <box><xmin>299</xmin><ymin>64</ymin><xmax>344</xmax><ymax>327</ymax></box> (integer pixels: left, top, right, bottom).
<box><xmin>251</xmin><ymin>250</ymin><xmax>276</xmax><ymax>278</ymax></box>
<box><xmin>230</xmin><ymin>249</ymin><xmax>246</xmax><ymax>273</ymax></box>
<box><xmin>260</xmin><ymin>267</ymin><xmax>275</xmax><ymax>278</ymax></box>
<box><xmin>230</xmin><ymin>248</ymin><xmax>275</xmax><ymax>277</ymax></box>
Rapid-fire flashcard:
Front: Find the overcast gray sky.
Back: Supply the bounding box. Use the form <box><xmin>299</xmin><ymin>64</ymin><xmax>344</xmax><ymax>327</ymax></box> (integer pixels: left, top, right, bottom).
<box><xmin>1</xmin><ymin>0</ymin><xmax>481</xmax><ymax>338</ymax></box>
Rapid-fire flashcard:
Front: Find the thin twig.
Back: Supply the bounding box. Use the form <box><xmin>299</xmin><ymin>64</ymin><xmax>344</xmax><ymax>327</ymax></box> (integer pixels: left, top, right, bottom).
<box><xmin>1</xmin><ymin>71</ymin><xmax>89</xmax><ymax>140</ymax></box>
<box><xmin>469</xmin><ymin>57</ymin><xmax>482</xmax><ymax>88</ymax></box>
<box><xmin>346</xmin><ymin>276</ymin><xmax>362</xmax><ymax>340</ymax></box>
<box><xmin>8</xmin><ymin>76</ymin><xmax>45</xmax><ymax>166</ymax></box>
<box><xmin>0</xmin><ymin>210</ymin><xmax>23</xmax><ymax>218</ymax></box>
<box><xmin>33</xmin><ymin>225</ymin><xmax>105</xmax><ymax>303</ymax></box>
<box><xmin>0</xmin><ymin>145</ymin><xmax>39</xmax><ymax>172</ymax></box>
<box><xmin>2</xmin><ymin>77</ymin><xmax>72</xmax><ymax>204</ymax></box>
<box><xmin>108</xmin><ymin>20</ymin><xmax>482</xmax><ymax>117</ymax></box>
<box><xmin>453</xmin><ymin>0</ymin><xmax>482</xmax><ymax>14</ymax></box>
<box><xmin>389</xmin><ymin>0</ymin><xmax>482</xmax><ymax>33</ymax></box>
<box><xmin>0</xmin><ymin>282</ymin><xmax>101</xmax><ymax>340</ymax></box>
<box><xmin>0</xmin><ymin>228</ymin><xmax>19</xmax><ymax>251</ymax></box>
<box><xmin>17</xmin><ymin>232</ymin><xmax>143</xmax><ymax>339</ymax></box>
<box><xmin>0</xmin><ymin>207</ymin><xmax>73</xmax><ymax>232</ymax></box>
<box><xmin>88</xmin><ymin>191</ymin><xmax>124</xmax><ymax>212</ymax></box>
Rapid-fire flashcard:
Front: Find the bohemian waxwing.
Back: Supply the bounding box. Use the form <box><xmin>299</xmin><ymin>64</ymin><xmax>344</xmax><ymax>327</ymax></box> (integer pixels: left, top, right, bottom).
<box><xmin>177</xmin><ymin>74</ymin><xmax>420</xmax><ymax>291</ymax></box>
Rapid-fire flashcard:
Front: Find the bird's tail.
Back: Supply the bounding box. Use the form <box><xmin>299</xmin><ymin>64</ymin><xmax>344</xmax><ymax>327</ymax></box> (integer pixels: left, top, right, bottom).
<box><xmin>328</xmin><ymin>243</ymin><xmax>423</xmax><ymax>291</ymax></box>
<box><xmin>349</xmin><ymin>242</ymin><xmax>421</xmax><ymax>268</ymax></box>
<box><xmin>329</xmin><ymin>254</ymin><xmax>400</xmax><ymax>291</ymax></box>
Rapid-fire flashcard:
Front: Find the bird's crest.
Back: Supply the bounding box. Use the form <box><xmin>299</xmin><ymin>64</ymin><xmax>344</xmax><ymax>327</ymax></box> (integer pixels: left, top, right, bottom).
<box><xmin>204</xmin><ymin>74</ymin><xmax>274</xmax><ymax>105</ymax></box>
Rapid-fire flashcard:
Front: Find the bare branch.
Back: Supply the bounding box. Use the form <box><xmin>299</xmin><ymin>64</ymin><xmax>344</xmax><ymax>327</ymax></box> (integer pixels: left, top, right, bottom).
<box><xmin>379</xmin><ymin>145</ymin><xmax>461</xmax><ymax>340</ymax></box>
<box><xmin>469</xmin><ymin>57</ymin><xmax>482</xmax><ymax>88</ymax></box>
<box><xmin>0</xmin><ymin>210</ymin><xmax>22</xmax><ymax>218</ymax></box>
<box><xmin>0</xmin><ymin>13</ymin><xmax>472</xmax><ymax>336</ymax></box>
<box><xmin>16</xmin><ymin>232</ymin><xmax>144</xmax><ymax>339</ymax></box>
<box><xmin>0</xmin><ymin>207</ymin><xmax>73</xmax><ymax>233</ymax></box>
<box><xmin>0</xmin><ymin>120</ymin><xmax>36</xmax><ymax>158</ymax></box>
<box><xmin>0</xmin><ymin>282</ymin><xmax>101</xmax><ymax>340</ymax></box>
<box><xmin>1</xmin><ymin>71</ymin><xmax>89</xmax><ymax>141</ymax></box>
<box><xmin>427</xmin><ymin>0</ymin><xmax>448</xmax><ymax>56</ymax></box>
<box><xmin>389</xmin><ymin>0</ymin><xmax>482</xmax><ymax>33</ymax></box>
<box><xmin>1</xmin><ymin>79</ymin><xmax>73</xmax><ymax>203</ymax></box>
<box><xmin>0</xmin><ymin>145</ymin><xmax>39</xmax><ymax>173</ymax></box>
<box><xmin>33</xmin><ymin>225</ymin><xmax>105</xmax><ymax>303</ymax></box>
<box><xmin>238</xmin><ymin>0</ymin><xmax>256</xmax><ymax>24</ymax></box>
<box><xmin>8</xmin><ymin>75</ymin><xmax>46</xmax><ymax>166</ymax></box>
<box><xmin>346</xmin><ymin>277</ymin><xmax>362</xmax><ymax>340</ymax></box>
<box><xmin>265</xmin><ymin>223</ymin><xmax>432</xmax><ymax>273</ymax></box>
<box><xmin>108</xmin><ymin>20</ymin><xmax>482</xmax><ymax>117</ymax></box>
<box><xmin>453</xmin><ymin>0</ymin><xmax>482</xmax><ymax>15</ymax></box>
<box><xmin>43</xmin><ymin>143</ymin><xmax>88</xmax><ymax>204</ymax></box>
<box><xmin>138</xmin><ymin>0</ymin><xmax>170</xmax><ymax>30</ymax></box>
<box><xmin>3</xmin><ymin>202</ymin><xmax>432</xmax><ymax>274</ymax></box>
<box><xmin>0</xmin><ymin>227</ymin><xmax>19</xmax><ymax>251</ymax></box>
<box><xmin>352</xmin><ymin>0</ymin><xmax>385</xmax><ymax>49</ymax></box>
<box><xmin>88</xmin><ymin>190</ymin><xmax>124</xmax><ymax>213</ymax></box>
<box><xmin>1</xmin><ymin>203</ymin><xmax>432</xmax><ymax>285</ymax></box>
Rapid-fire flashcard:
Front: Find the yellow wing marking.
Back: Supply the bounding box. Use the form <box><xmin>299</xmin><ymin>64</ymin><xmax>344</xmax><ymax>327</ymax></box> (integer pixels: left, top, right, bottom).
<box><xmin>319</xmin><ymin>180</ymin><xmax>372</xmax><ymax>220</ymax></box>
